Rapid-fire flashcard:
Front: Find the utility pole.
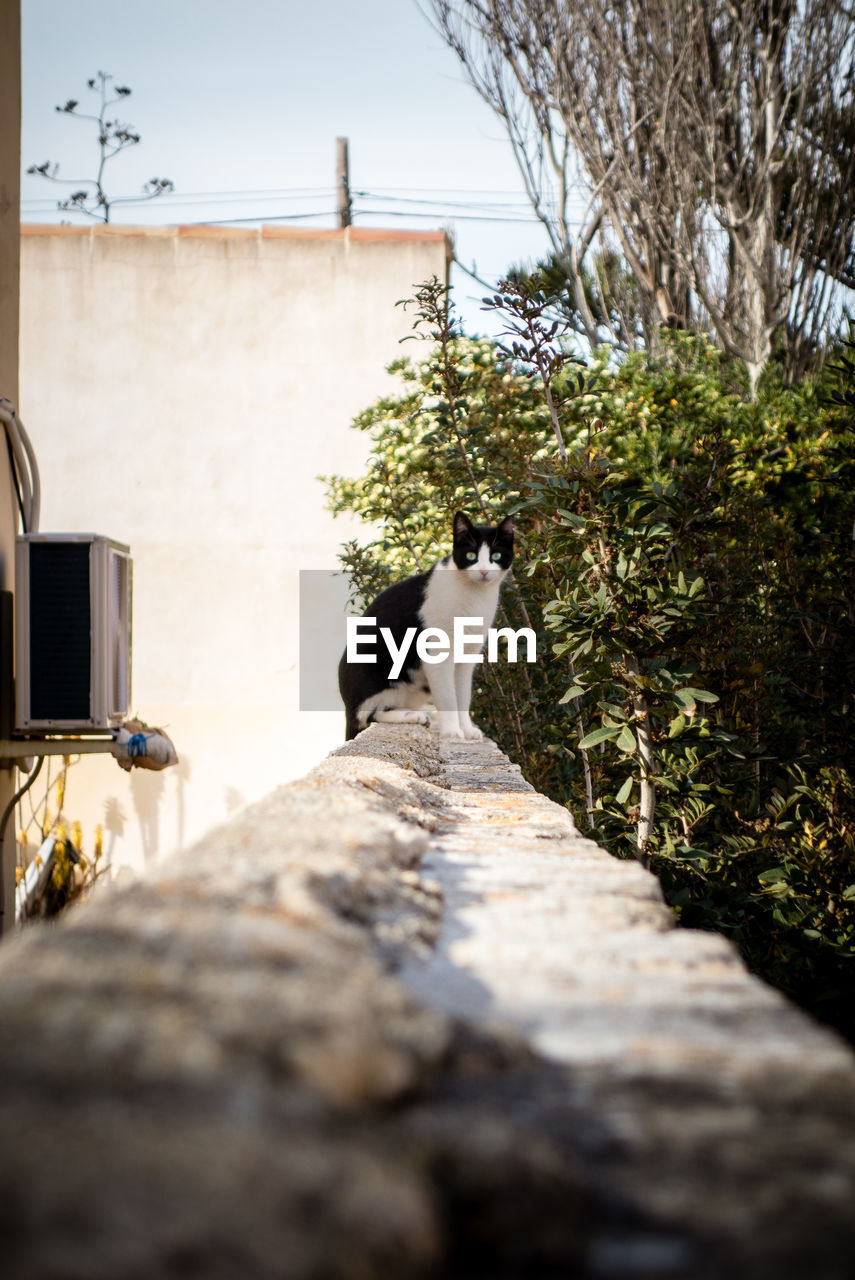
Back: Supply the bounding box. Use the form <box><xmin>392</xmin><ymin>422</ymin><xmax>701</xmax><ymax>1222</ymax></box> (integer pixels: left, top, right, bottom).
<box><xmin>336</xmin><ymin>137</ymin><xmax>352</xmax><ymax>229</ymax></box>
<box><xmin>0</xmin><ymin>0</ymin><xmax>21</xmax><ymax>935</ymax></box>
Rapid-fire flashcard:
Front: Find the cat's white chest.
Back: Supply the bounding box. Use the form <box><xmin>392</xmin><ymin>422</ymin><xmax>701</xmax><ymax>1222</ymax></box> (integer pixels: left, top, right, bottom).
<box><xmin>418</xmin><ymin>558</ymin><xmax>501</xmax><ymax>635</ymax></box>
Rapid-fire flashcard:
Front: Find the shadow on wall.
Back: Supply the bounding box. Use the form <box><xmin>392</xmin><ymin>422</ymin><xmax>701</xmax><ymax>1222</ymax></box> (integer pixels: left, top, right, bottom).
<box><xmin>102</xmin><ymin>796</ymin><xmax>126</xmax><ymax>866</ymax></box>
<box><xmin>104</xmin><ymin>754</ymin><xmax>193</xmax><ymax>871</ymax></box>
<box><xmin>174</xmin><ymin>755</ymin><xmax>191</xmax><ymax>853</ymax></box>
<box><xmin>131</xmin><ymin>755</ymin><xmax>195</xmax><ymax>866</ymax></box>
<box><xmin>130</xmin><ymin>770</ymin><xmax>166</xmax><ymax>868</ymax></box>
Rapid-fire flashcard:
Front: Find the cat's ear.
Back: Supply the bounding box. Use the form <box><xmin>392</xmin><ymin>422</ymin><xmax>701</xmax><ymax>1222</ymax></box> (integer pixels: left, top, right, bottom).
<box><xmin>453</xmin><ymin>511</ymin><xmax>475</xmax><ymax>540</ymax></box>
<box><xmin>497</xmin><ymin>515</ymin><xmax>514</xmax><ymax>541</ymax></box>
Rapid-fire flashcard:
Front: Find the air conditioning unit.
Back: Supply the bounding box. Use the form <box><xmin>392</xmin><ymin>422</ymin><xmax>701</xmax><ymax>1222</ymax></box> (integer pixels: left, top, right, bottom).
<box><xmin>14</xmin><ymin>534</ymin><xmax>132</xmax><ymax>732</ymax></box>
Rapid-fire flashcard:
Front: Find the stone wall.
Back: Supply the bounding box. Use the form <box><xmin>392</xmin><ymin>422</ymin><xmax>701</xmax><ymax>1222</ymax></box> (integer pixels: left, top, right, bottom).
<box><xmin>0</xmin><ymin>725</ymin><xmax>854</xmax><ymax>1278</ymax></box>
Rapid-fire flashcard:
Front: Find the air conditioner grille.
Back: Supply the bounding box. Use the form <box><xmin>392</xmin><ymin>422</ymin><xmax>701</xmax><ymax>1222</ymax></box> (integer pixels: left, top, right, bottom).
<box><xmin>29</xmin><ymin>542</ymin><xmax>91</xmax><ymax>721</ymax></box>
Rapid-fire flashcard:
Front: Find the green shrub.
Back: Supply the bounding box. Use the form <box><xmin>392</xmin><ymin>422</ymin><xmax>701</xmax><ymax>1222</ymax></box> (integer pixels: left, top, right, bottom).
<box><xmin>326</xmin><ymin>281</ymin><xmax>855</xmax><ymax>1040</ymax></box>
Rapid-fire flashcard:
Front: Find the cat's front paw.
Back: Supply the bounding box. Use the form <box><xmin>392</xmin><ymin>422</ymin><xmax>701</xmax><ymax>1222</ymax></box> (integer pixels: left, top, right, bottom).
<box><xmin>461</xmin><ymin>722</ymin><xmax>484</xmax><ymax>741</ymax></box>
<box><xmin>402</xmin><ymin>710</ymin><xmax>431</xmax><ymax>726</ymax></box>
<box><xmin>437</xmin><ymin>713</ymin><xmax>465</xmax><ymax>739</ymax></box>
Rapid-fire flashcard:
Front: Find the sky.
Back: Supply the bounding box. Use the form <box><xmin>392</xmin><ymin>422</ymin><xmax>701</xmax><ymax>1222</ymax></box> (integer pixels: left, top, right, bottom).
<box><xmin>20</xmin><ymin>0</ymin><xmax>576</xmax><ymax>335</ymax></box>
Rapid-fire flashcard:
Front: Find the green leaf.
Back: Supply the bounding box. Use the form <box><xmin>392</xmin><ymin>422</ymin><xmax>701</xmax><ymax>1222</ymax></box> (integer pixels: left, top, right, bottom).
<box><xmin>559</xmin><ymin>685</ymin><xmax>585</xmax><ymax>704</ymax></box>
<box><xmin>597</xmin><ymin>700</ymin><xmax>627</xmax><ymax>718</ymax></box>
<box><xmin>758</xmin><ymin>866</ymin><xmax>788</xmax><ymax>885</ymax></box>
<box><xmin>674</xmin><ymin>689</ymin><xmax>697</xmax><ymax>714</ymax></box>
<box><xmin>675</xmin><ymin>687</ymin><xmax>719</xmax><ymax>713</ymax></box>
<box><xmin>615</xmin><ymin>775</ymin><xmax>634</xmax><ymax>805</ymax></box>
<box><xmin>579</xmin><ymin>725</ymin><xmax>621</xmax><ymax>750</ymax></box>
<box><xmin>616</xmin><ymin>724</ymin><xmax>636</xmax><ymax>753</ymax></box>
<box><xmin>685</xmin><ymin>687</ymin><xmax>719</xmax><ymax>704</ymax></box>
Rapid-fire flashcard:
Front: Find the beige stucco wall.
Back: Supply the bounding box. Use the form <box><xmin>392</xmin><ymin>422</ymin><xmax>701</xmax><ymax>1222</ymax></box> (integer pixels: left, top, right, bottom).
<box><xmin>19</xmin><ymin>223</ymin><xmax>449</xmax><ymax>873</ymax></box>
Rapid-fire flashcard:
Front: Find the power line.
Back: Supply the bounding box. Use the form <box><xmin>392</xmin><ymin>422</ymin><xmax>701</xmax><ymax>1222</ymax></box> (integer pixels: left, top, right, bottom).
<box><xmin>172</xmin><ymin>209</ymin><xmax>544</xmax><ymax>227</ymax></box>
<box><xmin>358</xmin><ymin>209</ymin><xmax>542</xmax><ymax>224</ymax></box>
<box><xmin>20</xmin><ymin>188</ymin><xmax>339</xmax><ymax>213</ymax></box>
<box><xmin>354</xmin><ymin>191</ymin><xmax>534</xmax><ymax>214</ymax></box>
<box><xmin>21</xmin><ymin>182</ymin><xmax>582</xmax><ymax>216</ymax></box>
<box><xmin>21</xmin><ymin>181</ymin><xmax>575</xmax><ymax>204</ymax></box>
<box><xmin>21</xmin><ymin>178</ymin><xmax>584</xmax><ymax>230</ymax></box>
<box><xmin>20</xmin><ymin>203</ymin><xmax>551</xmax><ymax>228</ymax></box>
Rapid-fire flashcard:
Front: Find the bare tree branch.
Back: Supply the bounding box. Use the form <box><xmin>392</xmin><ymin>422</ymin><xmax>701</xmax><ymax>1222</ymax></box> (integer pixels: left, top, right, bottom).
<box><xmin>427</xmin><ymin>0</ymin><xmax>855</xmax><ymax>386</ymax></box>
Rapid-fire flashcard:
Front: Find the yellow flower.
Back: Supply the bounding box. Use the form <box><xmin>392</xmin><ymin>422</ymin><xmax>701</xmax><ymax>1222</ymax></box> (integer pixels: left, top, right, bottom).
<box><xmin>669</xmin><ymin>398</ymin><xmax>678</xmax><ymax>408</ymax></box>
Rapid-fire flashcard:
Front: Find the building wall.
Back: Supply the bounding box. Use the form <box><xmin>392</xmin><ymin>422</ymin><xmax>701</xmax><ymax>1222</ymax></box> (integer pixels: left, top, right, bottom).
<box><xmin>19</xmin><ymin>223</ymin><xmax>449</xmax><ymax>872</ymax></box>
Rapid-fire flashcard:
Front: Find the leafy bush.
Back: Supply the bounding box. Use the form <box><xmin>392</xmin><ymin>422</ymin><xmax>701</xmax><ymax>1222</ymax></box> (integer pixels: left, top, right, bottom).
<box><xmin>326</xmin><ymin>281</ymin><xmax>855</xmax><ymax>1040</ymax></box>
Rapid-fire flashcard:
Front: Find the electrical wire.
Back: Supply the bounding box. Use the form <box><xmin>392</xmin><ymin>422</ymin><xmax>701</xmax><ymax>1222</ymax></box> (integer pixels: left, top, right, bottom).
<box><xmin>177</xmin><ymin>206</ymin><xmax>544</xmax><ymax>228</ymax></box>
<box><xmin>0</xmin><ymin>399</ymin><xmax>41</xmax><ymax>534</ymax></box>
<box><xmin>4</xmin><ymin>430</ymin><xmax>25</xmax><ymax>531</ymax></box>
<box><xmin>21</xmin><ymin>181</ymin><xmax>572</xmax><ymax>212</ymax></box>
<box><xmin>0</xmin><ymin>400</ymin><xmax>45</xmax><ymax>929</ymax></box>
<box><xmin>357</xmin><ymin>208</ymin><xmax>540</xmax><ymax>223</ymax></box>
<box><xmin>22</xmin><ymin>181</ymin><xmax>571</xmax><ymax>228</ymax></box>
<box><xmin>354</xmin><ymin>190</ymin><xmax>537</xmax><ymax>213</ymax></box>
<box><xmin>20</xmin><ymin>185</ymin><xmax>338</xmax><ymax>210</ymax></box>
<box><xmin>0</xmin><ymin>755</ymin><xmax>44</xmax><ymax>929</ymax></box>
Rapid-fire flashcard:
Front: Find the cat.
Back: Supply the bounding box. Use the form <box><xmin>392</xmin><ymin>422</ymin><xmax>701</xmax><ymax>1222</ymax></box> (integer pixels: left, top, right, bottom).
<box><xmin>339</xmin><ymin>511</ymin><xmax>514</xmax><ymax>741</ymax></box>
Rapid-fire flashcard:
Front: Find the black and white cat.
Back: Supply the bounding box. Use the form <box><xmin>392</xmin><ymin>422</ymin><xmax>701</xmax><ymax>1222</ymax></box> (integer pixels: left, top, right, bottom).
<box><xmin>339</xmin><ymin>511</ymin><xmax>514</xmax><ymax>741</ymax></box>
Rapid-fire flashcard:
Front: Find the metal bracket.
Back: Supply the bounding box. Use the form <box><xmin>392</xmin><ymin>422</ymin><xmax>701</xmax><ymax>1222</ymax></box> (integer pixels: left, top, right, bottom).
<box><xmin>0</xmin><ymin>737</ymin><xmax>117</xmax><ymax>766</ymax></box>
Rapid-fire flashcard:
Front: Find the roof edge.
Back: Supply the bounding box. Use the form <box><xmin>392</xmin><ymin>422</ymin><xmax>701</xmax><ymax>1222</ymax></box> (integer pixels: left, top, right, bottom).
<box><xmin>21</xmin><ymin>223</ymin><xmax>450</xmax><ymax>245</ymax></box>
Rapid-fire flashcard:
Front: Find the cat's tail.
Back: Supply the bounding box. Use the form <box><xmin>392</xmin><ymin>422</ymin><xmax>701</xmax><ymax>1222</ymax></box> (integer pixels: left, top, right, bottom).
<box><xmin>344</xmin><ymin>710</ymin><xmax>360</xmax><ymax>742</ymax></box>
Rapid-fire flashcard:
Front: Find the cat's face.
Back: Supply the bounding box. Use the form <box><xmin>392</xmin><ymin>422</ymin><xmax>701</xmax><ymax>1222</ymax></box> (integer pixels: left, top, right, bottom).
<box><xmin>451</xmin><ymin>512</ymin><xmax>514</xmax><ymax>584</ymax></box>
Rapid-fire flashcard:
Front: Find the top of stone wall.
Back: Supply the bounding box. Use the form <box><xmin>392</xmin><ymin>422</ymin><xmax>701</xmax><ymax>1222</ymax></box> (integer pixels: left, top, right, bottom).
<box><xmin>0</xmin><ymin>722</ymin><xmax>852</xmax><ymax>1279</ymax></box>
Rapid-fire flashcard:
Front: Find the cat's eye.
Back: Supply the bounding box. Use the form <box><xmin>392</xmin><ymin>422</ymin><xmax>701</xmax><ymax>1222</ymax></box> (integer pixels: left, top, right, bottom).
<box><xmin>465</xmin><ymin>551</ymin><xmax>477</xmax><ymax>562</ymax></box>
<box><xmin>490</xmin><ymin>551</ymin><xmax>503</xmax><ymax>563</ymax></box>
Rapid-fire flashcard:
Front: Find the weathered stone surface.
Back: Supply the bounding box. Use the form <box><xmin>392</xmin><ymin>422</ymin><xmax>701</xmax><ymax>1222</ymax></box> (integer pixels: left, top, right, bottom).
<box><xmin>330</xmin><ymin>724</ymin><xmax>447</xmax><ymax>783</ymax></box>
<box><xmin>399</xmin><ymin>730</ymin><xmax>855</xmax><ymax>1278</ymax></box>
<box><xmin>0</xmin><ymin>721</ymin><xmax>852</xmax><ymax>1279</ymax></box>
